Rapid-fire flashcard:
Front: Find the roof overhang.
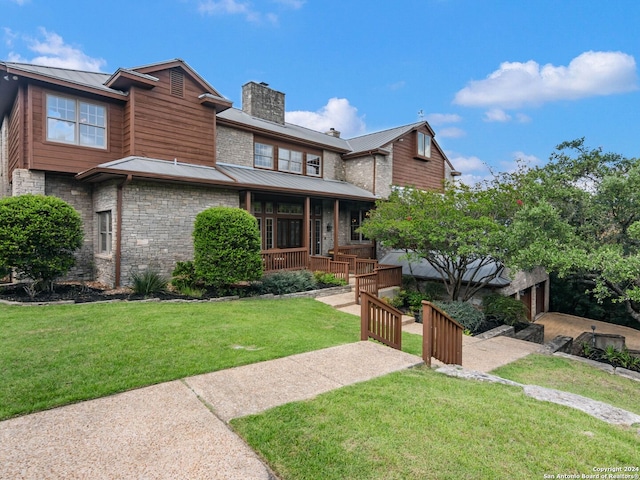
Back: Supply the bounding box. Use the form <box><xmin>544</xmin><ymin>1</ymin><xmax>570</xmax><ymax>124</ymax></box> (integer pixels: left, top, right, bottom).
<box><xmin>104</xmin><ymin>69</ymin><xmax>159</xmax><ymax>90</ymax></box>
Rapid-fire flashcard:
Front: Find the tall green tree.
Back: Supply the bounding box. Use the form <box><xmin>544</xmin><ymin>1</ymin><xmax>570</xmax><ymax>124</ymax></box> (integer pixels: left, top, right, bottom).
<box><xmin>507</xmin><ymin>139</ymin><xmax>640</xmax><ymax>326</ymax></box>
<box><xmin>359</xmin><ymin>184</ymin><xmax>518</xmax><ymax>301</ymax></box>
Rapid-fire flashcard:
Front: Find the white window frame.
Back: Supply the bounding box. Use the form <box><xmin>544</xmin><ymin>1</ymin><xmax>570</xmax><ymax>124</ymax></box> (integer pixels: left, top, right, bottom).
<box><xmin>46</xmin><ymin>93</ymin><xmax>107</xmax><ymax>149</ymax></box>
<box><xmin>254</xmin><ymin>142</ymin><xmax>274</xmax><ymax>169</ymax></box>
<box><xmin>306</xmin><ymin>153</ymin><xmax>322</xmax><ymax>177</ymax></box>
<box><xmin>278</xmin><ymin>148</ymin><xmax>303</xmax><ymax>173</ymax></box>
<box><xmin>98</xmin><ymin>211</ymin><xmax>113</xmax><ymax>254</ymax></box>
<box><xmin>416</xmin><ymin>131</ymin><xmax>431</xmax><ymax>159</ymax></box>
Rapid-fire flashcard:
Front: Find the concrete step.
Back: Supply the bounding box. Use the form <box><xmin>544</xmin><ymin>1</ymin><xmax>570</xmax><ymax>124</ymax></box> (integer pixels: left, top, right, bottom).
<box><xmin>316</xmin><ymin>291</ymin><xmax>357</xmax><ymax>309</ymax></box>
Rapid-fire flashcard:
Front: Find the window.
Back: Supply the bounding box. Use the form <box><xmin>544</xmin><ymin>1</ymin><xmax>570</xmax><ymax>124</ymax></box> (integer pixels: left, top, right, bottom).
<box><xmin>98</xmin><ymin>211</ymin><xmax>112</xmax><ymax>254</ymax></box>
<box><xmin>254</xmin><ymin>139</ymin><xmax>322</xmax><ymax>177</ymax></box>
<box><xmin>416</xmin><ymin>131</ymin><xmax>431</xmax><ymax>159</ymax></box>
<box><xmin>306</xmin><ymin>154</ymin><xmax>321</xmax><ymax>176</ymax></box>
<box><xmin>255</xmin><ymin>143</ymin><xmax>273</xmax><ymax>168</ymax></box>
<box><xmin>278</xmin><ymin>148</ymin><xmax>303</xmax><ymax>173</ymax></box>
<box><xmin>47</xmin><ymin>94</ymin><xmax>106</xmax><ymax>148</ymax></box>
<box><xmin>350</xmin><ymin>210</ymin><xmax>369</xmax><ymax>242</ymax></box>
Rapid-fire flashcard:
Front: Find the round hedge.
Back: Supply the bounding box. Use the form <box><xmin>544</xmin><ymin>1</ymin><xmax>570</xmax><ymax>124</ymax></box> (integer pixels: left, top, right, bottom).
<box><xmin>193</xmin><ymin>206</ymin><xmax>263</xmax><ymax>288</ymax></box>
<box><xmin>0</xmin><ymin>194</ymin><xmax>84</xmax><ymax>288</ymax></box>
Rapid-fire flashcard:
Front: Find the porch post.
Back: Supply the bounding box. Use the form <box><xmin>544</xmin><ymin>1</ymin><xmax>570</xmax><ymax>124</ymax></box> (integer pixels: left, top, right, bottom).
<box><xmin>333</xmin><ymin>199</ymin><xmax>340</xmax><ymax>256</ymax></box>
<box><xmin>304</xmin><ymin>196</ymin><xmax>310</xmax><ymax>254</ymax></box>
<box><xmin>244</xmin><ymin>190</ymin><xmax>251</xmax><ymax>212</ymax></box>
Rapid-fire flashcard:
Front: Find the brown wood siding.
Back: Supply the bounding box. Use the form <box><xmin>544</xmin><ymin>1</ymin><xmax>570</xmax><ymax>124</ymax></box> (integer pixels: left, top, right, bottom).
<box><xmin>391</xmin><ymin>130</ymin><xmax>446</xmax><ymax>192</ymax></box>
<box><xmin>123</xmin><ymin>88</ymin><xmax>134</xmax><ymax>156</ymax></box>
<box><xmin>129</xmin><ymin>69</ymin><xmax>216</xmax><ymax>165</ymax></box>
<box><xmin>8</xmin><ymin>86</ymin><xmax>25</xmax><ymax>179</ymax></box>
<box><xmin>28</xmin><ymin>86</ymin><xmax>125</xmax><ymax>174</ymax></box>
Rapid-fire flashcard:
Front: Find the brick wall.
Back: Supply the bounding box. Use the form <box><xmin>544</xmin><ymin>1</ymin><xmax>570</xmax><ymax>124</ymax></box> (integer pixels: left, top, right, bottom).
<box><xmin>12</xmin><ymin>169</ymin><xmax>45</xmax><ymax>195</ymax></box>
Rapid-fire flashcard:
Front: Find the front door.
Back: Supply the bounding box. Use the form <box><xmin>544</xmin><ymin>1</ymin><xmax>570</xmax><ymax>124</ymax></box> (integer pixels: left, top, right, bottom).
<box><xmin>309</xmin><ymin>202</ymin><xmax>322</xmax><ymax>255</ymax></box>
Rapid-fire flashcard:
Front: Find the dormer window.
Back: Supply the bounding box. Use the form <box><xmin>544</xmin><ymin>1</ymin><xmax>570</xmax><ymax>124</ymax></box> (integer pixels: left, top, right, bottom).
<box><xmin>416</xmin><ymin>131</ymin><xmax>431</xmax><ymax>159</ymax></box>
<box><xmin>46</xmin><ymin>93</ymin><xmax>106</xmax><ymax>149</ymax></box>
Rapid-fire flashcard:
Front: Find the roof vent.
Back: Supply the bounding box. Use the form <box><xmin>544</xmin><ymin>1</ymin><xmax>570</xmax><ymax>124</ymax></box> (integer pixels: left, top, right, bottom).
<box><xmin>170</xmin><ymin>69</ymin><xmax>184</xmax><ymax>97</ymax></box>
<box><xmin>326</xmin><ymin>128</ymin><xmax>341</xmax><ymax>138</ymax></box>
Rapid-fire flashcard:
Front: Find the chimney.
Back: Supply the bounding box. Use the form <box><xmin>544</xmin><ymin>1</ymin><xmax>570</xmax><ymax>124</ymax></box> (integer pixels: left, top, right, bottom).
<box><xmin>242</xmin><ymin>81</ymin><xmax>285</xmax><ymax>124</ymax></box>
<box><xmin>326</xmin><ymin>128</ymin><xmax>341</xmax><ymax>138</ymax></box>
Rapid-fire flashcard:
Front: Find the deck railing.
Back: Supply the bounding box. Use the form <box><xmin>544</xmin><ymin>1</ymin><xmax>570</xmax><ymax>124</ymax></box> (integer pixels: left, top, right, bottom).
<box><xmin>355</xmin><ymin>272</ymin><xmax>378</xmax><ymax>304</ymax></box>
<box><xmin>422</xmin><ymin>301</ymin><xmax>463</xmax><ymax>367</ymax></box>
<box><xmin>337</xmin><ymin>244</ymin><xmax>376</xmax><ymax>259</ymax></box>
<box><xmin>355</xmin><ymin>258</ymin><xmax>378</xmax><ymax>275</ymax></box>
<box><xmin>335</xmin><ymin>253</ymin><xmax>358</xmax><ymax>273</ymax></box>
<box><xmin>376</xmin><ymin>264</ymin><xmax>403</xmax><ymax>289</ymax></box>
<box><xmin>261</xmin><ymin>248</ymin><xmax>309</xmax><ymax>272</ymax></box>
<box><xmin>360</xmin><ymin>291</ymin><xmax>403</xmax><ymax>350</ymax></box>
<box><xmin>309</xmin><ymin>255</ymin><xmax>349</xmax><ymax>283</ymax></box>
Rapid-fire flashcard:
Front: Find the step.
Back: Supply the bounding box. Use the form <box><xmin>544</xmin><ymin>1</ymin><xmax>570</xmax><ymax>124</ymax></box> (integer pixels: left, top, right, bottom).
<box><xmin>316</xmin><ymin>291</ymin><xmax>356</xmax><ymax>309</ymax></box>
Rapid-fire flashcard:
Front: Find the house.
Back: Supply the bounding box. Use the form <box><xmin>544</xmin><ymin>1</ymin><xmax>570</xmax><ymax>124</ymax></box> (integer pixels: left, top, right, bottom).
<box><xmin>0</xmin><ymin>58</ymin><xmax>459</xmax><ymax>287</ymax></box>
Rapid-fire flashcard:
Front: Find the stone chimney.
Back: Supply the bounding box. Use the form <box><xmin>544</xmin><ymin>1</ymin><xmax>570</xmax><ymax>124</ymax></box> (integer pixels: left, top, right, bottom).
<box><xmin>242</xmin><ymin>81</ymin><xmax>285</xmax><ymax>124</ymax></box>
<box><xmin>326</xmin><ymin>128</ymin><xmax>341</xmax><ymax>138</ymax></box>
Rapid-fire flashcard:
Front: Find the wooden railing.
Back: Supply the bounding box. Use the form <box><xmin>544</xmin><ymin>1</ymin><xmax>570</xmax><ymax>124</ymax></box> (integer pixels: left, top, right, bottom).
<box><xmin>360</xmin><ymin>291</ymin><xmax>402</xmax><ymax>350</ymax></box>
<box><xmin>376</xmin><ymin>264</ymin><xmax>403</xmax><ymax>289</ymax></box>
<box><xmin>355</xmin><ymin>272</ymin><xmax>378</xmax><ymax>304</ymax></box>
<box><xmin>309</xmin><ymin>255</ymin><xmax>349</xmax><ymax>283</ymax></box>
<box><xmin>355</xmin><ymin>258</ymin><xmax>378</xmax><ymax>275</ymax></box>
<box><xmin>337</xmin><ymin>244</ymin><xmax>376</xmax><ymax>259</ymax></box>
<box><xmin>422</xmin><ymin>301</ymin><xmax>463</xmax><ymax>367</ymax></box>
<box><xmin>335</xmin><ymin>253</ymin><xmax>358</xmax><ymax>273</ymax></box>
<box><xmin>261</xmin><ymin>248</ymin><xmax>309</xmax><ymax>272</ymax></box>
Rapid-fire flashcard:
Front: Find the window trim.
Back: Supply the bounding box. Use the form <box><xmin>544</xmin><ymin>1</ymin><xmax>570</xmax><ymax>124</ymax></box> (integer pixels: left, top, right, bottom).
<box><xmin>98</xmin><ymin>211</ymin><xmax>113</xmax><ymax>254</ymax></box>
<box><xmin>253</xmin><ymin>138</ymin><xmax>322</xmax><ymax>177</ymax></box>
<box><xmin>46</xmin><ymin>92</ymin><xmax>108</xmax><ymax>150</ymax></box>
<box><xmin>415</xmin><ymin>131</ymin><xmax>431</xmax><ymax>160</ymax></box>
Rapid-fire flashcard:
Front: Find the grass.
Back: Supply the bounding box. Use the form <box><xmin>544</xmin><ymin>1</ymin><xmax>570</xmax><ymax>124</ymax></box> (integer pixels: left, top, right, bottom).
<box><xmin>492</xmin><ymin>353</ymin><xmax>640</xmax><ymax>415</ymax></box>
<box><xmin>231</xmin><ymin>367</ymin><xmax>640</xmax><ymax>480</ymax></box>
<box><xmin>0</xmin><ymin>299</ymin><xmax>357</xmax><ymax>420</ymax></box>
<box><xmin>0</xmin><ymin>298</ymin><xmax>424</xmax><ymax>420</ymax></box>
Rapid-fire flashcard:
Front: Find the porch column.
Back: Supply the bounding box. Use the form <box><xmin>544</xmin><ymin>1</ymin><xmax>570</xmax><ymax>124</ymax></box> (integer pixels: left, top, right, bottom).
<box><xmin>333</xmin><ymin>199</ymin><xmax>339</xmax><ymax>255</ymax></box>
<box><xmin>244</xmin><ymin>191</ymin><xmax>251</xmax><ymax>212</ymax></box>
<box><xmin>304</xmin><ymin>196</ymin><xmax>310</xmax><ymax>253</ymax></box>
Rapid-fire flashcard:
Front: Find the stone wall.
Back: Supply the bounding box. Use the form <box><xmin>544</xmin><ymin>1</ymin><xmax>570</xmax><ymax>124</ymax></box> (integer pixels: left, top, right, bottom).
<box><xmin>241</xmin><ymin>82</ymin><xmax>285</xmax><ymax>124</ymax></box>
<box><xmin>12</xmin><ymin>169</ymin><xmax>45</xmax><ymax>195</ymax></box>
<box><xmin>119</xmin><ymin>181</ymin><xmax>239</xmax><ymax>284</ymax></box>
<box><xmin>45</xmin><ymin>175</ymin><xmax>95</xmax><ymax>282</ymax></box>
<box><xmin>323</xmin><ymin>150</ymin><xmax>344</xmax><ymax>181</ymax></box>
<box><xmin>93</xmin><ymin>181</ymin><xmax>118</xmax><ymax>287</ymax></box>
<box><xmin>216</xmin><ymin>124</ymin><xmax>253</xmax><ymax>167</ymax></box>
<box><xmin>344</xmin><ymin>156</ymin><xmax>374</xmax><ymax>194</ymax></box>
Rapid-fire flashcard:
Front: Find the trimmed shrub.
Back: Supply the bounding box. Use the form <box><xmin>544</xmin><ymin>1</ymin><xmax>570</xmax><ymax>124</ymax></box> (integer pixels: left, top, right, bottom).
<box><xmin>433</xmin><ymin>301</ymin><xmax>485</xmax><ymax>333</ymax></box>
<box><xmin>193</xmin><ymin>207</ymin><xmax>263</xmax><ymax>288</ymax></box>
<box><xmin>171</xmin><ymin>261</ymin><xmax>200</xmax><ymax>290</ymax></box>
<box><xmin>482</xmin><ymin>294</ymin><xmax>529</xmax><ymax>326</ymax></box>
<box><xmin>130</xmin><ymin>268</ymin><xmax>168</xmax><ymax>296</ymax></box>
<box><xmin>259</xmin><ymin>270</ymin><xmax>317</xmax><ymax>295</ymax></box>
<box><xmin>313</xmin><ymin>271</ymin><xmax>347</xmax><ymax>286</ymax></box>
<box><xmin>0</xmin><ymin>194</ymin><xmax>83</xmax><ymax>292</ymax></box>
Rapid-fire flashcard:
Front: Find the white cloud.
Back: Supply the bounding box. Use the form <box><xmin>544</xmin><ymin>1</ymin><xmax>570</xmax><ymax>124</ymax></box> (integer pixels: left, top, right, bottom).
<box><xmin>454</xmin><ymin>51</ymin><xmax>638</xmax><ymax>109</ymax></box>
<box><xmin>483</xmin><ymin>108</ymin><xmax>511</xmax><ymax>122</ymax></box>
<box><xmin>7</xmin><ymin>28</ymin><xmax>105</xmax><ymax>71</ymax></box>
<box><xmin>424</xmin><ymin>113</ymin><xmax>462</xmax><ymax>125</ymax></box>
<box><xmin>437</xmin><ymin>127</ymin><xmax>465</xmax><ymax>138</ymax></box>
<box><xmin>198</xmin><ymin>0</ymin><xmax>303</xmax><ymax>23</ymax></box>
<box><xmin>515</xmin><ymin>113</ymin><xmax>531</xmax><ymax>123</ymax></box>
<box><xmin>388</xmin><ymin>80</ymin><xmax>406</xmax><ymax>91</ymax></box>
<box><xmin>286</xmin><ymin>98</ymin><xmax>366</xmax><ymax>138</ymax></box>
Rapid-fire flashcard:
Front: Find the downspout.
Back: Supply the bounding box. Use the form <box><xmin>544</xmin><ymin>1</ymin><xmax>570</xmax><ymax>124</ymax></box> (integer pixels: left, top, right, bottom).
<box><xmin>115</xmin><ymin>174</ymin><xmax>133</xmax><ymax>287</ymax></box>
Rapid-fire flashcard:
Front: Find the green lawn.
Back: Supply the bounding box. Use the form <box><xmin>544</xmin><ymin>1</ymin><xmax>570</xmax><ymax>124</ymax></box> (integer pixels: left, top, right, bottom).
<box><xmin>492</xmin><ymin>353</ymin><xmax>640</xmax><ymax>415</ymax></box>
<box><xmin>0</xmin><ymin>298</ymin><xmax>364</xmax><ymax>420</ymax></box>
<box><xmin>231</xmin><ymin>367</ymin><xmax>640</xmax><ymax>480</ymax></box>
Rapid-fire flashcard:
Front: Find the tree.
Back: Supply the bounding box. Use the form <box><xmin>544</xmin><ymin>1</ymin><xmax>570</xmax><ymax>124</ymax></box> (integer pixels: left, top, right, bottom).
<box><xmin>0</xmin><ymin>194</ymin><xmax>84</xmax><ymax>293</ymax></box>
<box><xmin>506</xmin><ymin>139</ymin><xmax>640</xmax><ymax>326</ymax></box>
<box><xmin>359</xmin><ymin>184</ymin><xmax>518</xmax><ymax>301</ymax></box>
<box><xmin>193</xmin><ymin>206</ymin><xmax>263</xmax><ymax>288</ymax></box>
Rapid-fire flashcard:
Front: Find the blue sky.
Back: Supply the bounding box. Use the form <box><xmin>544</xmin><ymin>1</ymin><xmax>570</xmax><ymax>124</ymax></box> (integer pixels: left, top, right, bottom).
<box><xmin>2</xmin><ymin>0</ymin><xmax>639</xmax><ymax>183</ymax></box>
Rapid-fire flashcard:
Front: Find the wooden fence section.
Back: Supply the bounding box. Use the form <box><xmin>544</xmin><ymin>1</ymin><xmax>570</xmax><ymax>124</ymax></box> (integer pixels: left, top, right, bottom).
<box><xmin>355</xmin><ymin>258</ymin><xmax>378</xmax><ymax>275</ymax></box>
<box><xmin>337</xmin><ymin>244</ymin><xmax>376</xmax><ymax>259</ymax></box>
<box><xmin>355</xmin><ymin>272</ymin><xmax>378</xmax><ymax>304</ymax></box>
<box><xmin>376</xmin><ymin>264</ymin><xmax>403</xmax><ymax>289</ymax></box>
<box><xmin>335</xmin><ymin>253</ymin><xmax>358</xmax><ymax>273</ymax></box>
<box><xmin>262</xmin><ymin>248</ymin><xmax>309</xmax><ymax>272</ymax></box>
<box><xmin>360</xmin><ymin>291</ymin><xmax>403</xmax><ymax>350</ymax></box>
<box><xmin>422</xmin><ymin>301</ymin><xmax>463</xmax><ymax>367</ymax></box>
<box><xmin>309</xmin><ymin>255</ymin><xmax>349</xmax><ymax>283</ymax></box>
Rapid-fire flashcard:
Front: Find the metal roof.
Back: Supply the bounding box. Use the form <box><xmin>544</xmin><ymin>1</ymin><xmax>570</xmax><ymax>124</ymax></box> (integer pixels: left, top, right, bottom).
<box><xmin>380</xmin><ymin>250</ymin><xmax>512</xmax><ymax>287</ymax></box>
<box><xmin>77</xmin><ymin>157</ymin><xmax>377</xmax><ymax>201</ymax></box>
<box><xmin>217</xmin><ymin>108</ymin><xmax>351</xmax><ymax>152</ymax></box>
<box><xmin>0</xmin><ymin>61</ymin><xmax>122</xmax><ymax>95</ymax></box>
<box><xmin>215</xmin><ymin>163</ymin><xmax>377</xmax><ymax>200</ymax></box>
<box><xmin>345</xmin><ymin>122</ymin><xmax>425</xmax><ymax>155</ymax></box>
